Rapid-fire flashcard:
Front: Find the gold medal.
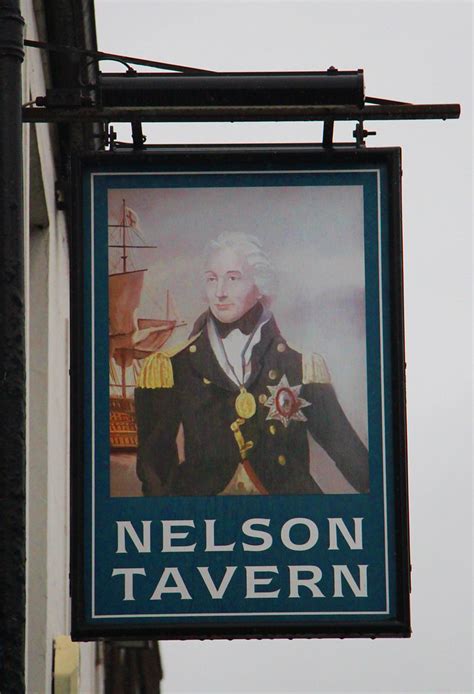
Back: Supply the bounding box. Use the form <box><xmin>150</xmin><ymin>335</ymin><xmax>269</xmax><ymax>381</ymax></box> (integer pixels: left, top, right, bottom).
<box><xmin>235</xmin><ymin>387</ymin><xmax>256</xmax><ymax>419</ymax></box>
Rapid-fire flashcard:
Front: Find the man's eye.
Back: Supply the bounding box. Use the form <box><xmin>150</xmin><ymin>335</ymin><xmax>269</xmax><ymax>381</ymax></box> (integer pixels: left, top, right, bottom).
<box><xmin>229</xmin><ymin>275</ymin><xmax>240</xmax><ymax>281</ymax></box>
<box><xmin>206</xmin><ymin>276</ymin><xmax>216</xmax><ymax>282</ymax></box>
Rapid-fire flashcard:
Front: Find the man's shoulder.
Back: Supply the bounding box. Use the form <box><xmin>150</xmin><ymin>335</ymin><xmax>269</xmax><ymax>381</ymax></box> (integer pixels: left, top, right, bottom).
<box><xmin>136</xmin><ymin>332</ymin><xmax>202</xmax><ymax>389</ymax></box>
<box><xmin>278</xmin><ymin>339</ymin><xmax>331</xmax><ymax>385</ymax></box>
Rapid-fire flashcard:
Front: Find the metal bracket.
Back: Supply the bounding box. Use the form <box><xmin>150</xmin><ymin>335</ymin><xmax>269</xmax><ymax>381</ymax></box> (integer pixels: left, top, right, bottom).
<box><xmin>106</xmin><ymin>125</ymin><xmax>117</xmax><ymax>151</ymax></box>
<box><xmin>131</xmin><ymin>121</ymin><xmax>146</xmax><ymax>150</ymax></box>
<box><xmin>24</xmin><ymin>38</ymin><xmax>215</xmax><ymax>75</ymax></box>
<box><xmin>22</xmin><ymin>41</ymin><xmax>461</xmax><ymax>149</ymax></box>
<box><xmin>353</xmin><ymin>121</ymin><xmax>376</xmax><ymax>147</ymax></box>
<box><xmin>323</xmin><ymin>119</ymin><xmax>335</xmax><ymax>148</ymax></box>
<box><xmin>35</xmin><ymin>88</ymin><xmax>93</xmax><ymax>109</ymax></box>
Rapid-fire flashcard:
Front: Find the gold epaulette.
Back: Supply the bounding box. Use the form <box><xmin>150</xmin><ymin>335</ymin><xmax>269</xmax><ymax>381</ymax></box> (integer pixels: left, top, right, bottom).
<box><xmin>136</xmin><ymin>333</ymin><xmax>201</xmax><ymax>389</ymax></box>
<box><xmin>302</xmin><ymin>352</ymin><xmax>331</xmax><ymax>385</ymax></box>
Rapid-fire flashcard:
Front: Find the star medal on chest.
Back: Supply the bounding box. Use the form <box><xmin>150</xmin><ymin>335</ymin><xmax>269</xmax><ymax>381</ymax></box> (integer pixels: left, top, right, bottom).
<box><xmin>235</xmin><ymin>387</ymin><xmax>257</xmax><ymax>419</ymax></box>
<box><xmin>264</xmin><ymin>374</ymin><xmax>311</xmax><ymax>427</ymax></box>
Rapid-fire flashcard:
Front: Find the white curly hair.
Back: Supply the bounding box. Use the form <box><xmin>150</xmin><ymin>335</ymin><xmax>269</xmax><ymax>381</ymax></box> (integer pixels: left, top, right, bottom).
<box><xmin>202</xmin><ymin>232</ymin><xmax>278</xmax><ymax>306</ymax></box>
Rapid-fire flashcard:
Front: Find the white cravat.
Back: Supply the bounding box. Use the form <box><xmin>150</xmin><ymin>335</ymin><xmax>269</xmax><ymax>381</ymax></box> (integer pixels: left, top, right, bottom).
<box><xmin>207</xmin><ymin>312</ymin><xmax>270</xmax><ymax>386</ymax></box>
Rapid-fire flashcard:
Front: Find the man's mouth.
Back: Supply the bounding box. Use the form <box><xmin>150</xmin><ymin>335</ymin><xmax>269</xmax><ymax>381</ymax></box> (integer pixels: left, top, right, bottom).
<box><xmin>215</xmin><ymin>303</ymin><xmax>232</xmax><ymax>310</ymax></box>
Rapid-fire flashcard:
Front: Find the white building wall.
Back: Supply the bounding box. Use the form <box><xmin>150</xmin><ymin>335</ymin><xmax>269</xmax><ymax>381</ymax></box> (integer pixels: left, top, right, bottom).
<box><xmin>22</xmin><ymin>2</ymin><xmax>97</xmax><ymax>691</ymax></box>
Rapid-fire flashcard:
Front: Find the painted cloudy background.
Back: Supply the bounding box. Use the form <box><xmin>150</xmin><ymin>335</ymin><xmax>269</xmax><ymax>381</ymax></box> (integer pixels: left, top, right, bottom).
<box><xmin>109</xmin><ymin>182</ymin><xmax>367</xmax><ymax>491</ymax></box>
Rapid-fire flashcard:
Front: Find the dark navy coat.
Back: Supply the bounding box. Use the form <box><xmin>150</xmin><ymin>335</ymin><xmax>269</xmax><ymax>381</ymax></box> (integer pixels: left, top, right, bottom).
<box><xmin>134</xmin><ymin>315</ymin><xmax>369</xmax><ymax>496</ymax></box>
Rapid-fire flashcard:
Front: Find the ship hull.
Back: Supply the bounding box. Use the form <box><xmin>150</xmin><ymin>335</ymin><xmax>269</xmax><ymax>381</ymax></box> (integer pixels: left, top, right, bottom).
<box><xmin>109</xmin><ymin>395</ymin><xmax>137</xmax><ymax>451</ymax></box>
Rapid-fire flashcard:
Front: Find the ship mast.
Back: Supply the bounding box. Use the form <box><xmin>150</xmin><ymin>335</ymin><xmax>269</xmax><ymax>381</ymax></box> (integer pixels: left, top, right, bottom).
<box><xmin>110</xmin><ymin>200</ymin><xmax>177</xmax><ymax>403</ymax></box>
<box><xmin>121</xmin><ymin>199</ymin><xmax>127</xmax><ymax>397</ymax></box>
<box><xmin>121</xmin><ymin>198</ymin><xmax>127</xmax><ymax>274</ymax></box>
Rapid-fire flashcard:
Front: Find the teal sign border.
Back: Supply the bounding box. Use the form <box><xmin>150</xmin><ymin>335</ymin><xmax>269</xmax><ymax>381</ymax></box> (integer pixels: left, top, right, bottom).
<box><xmin>72</xmin><ymin>146</ymin><xmax>410</xmax><ymax>639</ymax></box>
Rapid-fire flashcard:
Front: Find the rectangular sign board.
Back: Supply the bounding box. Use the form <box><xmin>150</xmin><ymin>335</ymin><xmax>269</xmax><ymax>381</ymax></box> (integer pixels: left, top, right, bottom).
<box><xmin>71</xmin><ymin>145</ymin><xmax>410</xmax><ymax>639</ymax></box>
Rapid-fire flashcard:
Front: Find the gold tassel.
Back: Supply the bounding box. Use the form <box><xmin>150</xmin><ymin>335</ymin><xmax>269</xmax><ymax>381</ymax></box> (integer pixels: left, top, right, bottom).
<box><xmin>136</xmin><ymin>352</ymin><xmax>174</xmax><ymax>389</ymax></box>
<box><xmin>136</xmin><ymin>331</ymin><xmax>202</xmax><ymax>389</ymax></box>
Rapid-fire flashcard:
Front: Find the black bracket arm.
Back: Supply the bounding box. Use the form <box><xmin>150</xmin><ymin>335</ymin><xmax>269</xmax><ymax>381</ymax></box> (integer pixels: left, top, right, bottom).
<box><xmin>21</xmin><ymin>42</ymin><xmax>461</xmax><ymax>145</ymax></box>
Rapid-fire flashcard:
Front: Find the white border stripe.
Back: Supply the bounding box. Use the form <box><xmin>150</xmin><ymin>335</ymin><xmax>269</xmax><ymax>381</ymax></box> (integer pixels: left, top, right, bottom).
<box><xmin>94</xmin><ymin>609</ymin><xmax>390</xmax><ymax>619</ymax></box>
<box><xmin>89</xmin><ymin>168</ymin><xmax>389</xmax><ymax>620</ymax></box>
<box><xmin>377</xmin><ymin>170</ymin><xmax>390</xmax><ymax>613</ymax></box>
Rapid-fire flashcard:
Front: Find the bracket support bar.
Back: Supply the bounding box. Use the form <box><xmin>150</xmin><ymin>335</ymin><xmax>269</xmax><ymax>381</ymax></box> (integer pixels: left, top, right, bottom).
<box><xmin>22</xmin><ymin>102</ymin><xmax>461</xmax><ymax>123</ymax></box>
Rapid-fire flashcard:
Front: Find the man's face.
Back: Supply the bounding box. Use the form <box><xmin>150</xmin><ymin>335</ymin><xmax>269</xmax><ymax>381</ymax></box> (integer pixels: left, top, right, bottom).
<box><xmin>204</xmin><ymin>246</ymin><xmax>260</xmax><ymax>323</ymax></box>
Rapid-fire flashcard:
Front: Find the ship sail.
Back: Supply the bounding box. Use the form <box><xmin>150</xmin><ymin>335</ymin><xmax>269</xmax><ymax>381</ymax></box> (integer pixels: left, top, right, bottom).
<box><xmin>109</xmin><ymin>270</ymin><xmax>145</xmax><ymax>336</ymax></box>
<box><xmin>108</xmin><ymin>199</ymin><xmax>186</xmax><ymax>451</ymax></box>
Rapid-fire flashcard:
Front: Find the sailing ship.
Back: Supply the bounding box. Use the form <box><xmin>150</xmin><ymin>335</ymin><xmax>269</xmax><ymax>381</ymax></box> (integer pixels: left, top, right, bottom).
<box><xmin>109</xmin><ymin>200</ymin><xmax>186</xmax><ymax>451</ymax></box>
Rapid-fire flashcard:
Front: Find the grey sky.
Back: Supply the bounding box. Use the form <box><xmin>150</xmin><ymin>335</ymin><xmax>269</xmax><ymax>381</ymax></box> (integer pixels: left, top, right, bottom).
<box><xmin>96</xmin><ymin>2</ymin><xmax>472</xmax><ymax>692</ymax></box>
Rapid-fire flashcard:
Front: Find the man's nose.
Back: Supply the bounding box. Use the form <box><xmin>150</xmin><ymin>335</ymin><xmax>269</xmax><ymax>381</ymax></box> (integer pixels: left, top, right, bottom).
<box><xmin>216</xmin><ymin>277</ymin><xmax>228</xmax><ymax>298</ymax></box>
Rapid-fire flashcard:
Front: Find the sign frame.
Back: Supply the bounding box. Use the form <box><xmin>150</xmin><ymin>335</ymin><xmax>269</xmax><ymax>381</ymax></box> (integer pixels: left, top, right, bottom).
<box><xmin>71</xmin><ymin>145</ymin><xmax>410</xmax><ymax>640</ymax></box>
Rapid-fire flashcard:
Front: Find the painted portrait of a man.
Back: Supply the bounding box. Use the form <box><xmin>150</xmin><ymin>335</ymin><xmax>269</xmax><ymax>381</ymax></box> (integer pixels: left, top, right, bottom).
<box><xmin>134</xmin><ymin>231</ymin><xmax>369</xmax><ymax>496</ymax></box>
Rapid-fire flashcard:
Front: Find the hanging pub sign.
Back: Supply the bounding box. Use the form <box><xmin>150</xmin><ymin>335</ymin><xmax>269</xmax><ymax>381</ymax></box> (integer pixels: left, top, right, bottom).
<box><xmin>71</xmin><ymin>145</ymin><xmax>410</xmax><ymax>639</ymax></box>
